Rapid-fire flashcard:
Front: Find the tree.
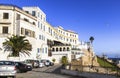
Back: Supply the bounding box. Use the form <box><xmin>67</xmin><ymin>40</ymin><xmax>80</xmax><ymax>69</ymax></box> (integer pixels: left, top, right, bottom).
<box><xmin>52</xmin><ymin>58</ymin><xmax>56</xmax><ymax>63</ymax></box>
<box><xmin>61</xmin><ymin>56</ymin><xmax>68</xmax><ymax>66</ymax></box>
<box><xmin>89</xmin><ymin>36</ymin><xmax>94</xmax><ymax>67</ymax></box>
<box><xmin>89</xmin><ymin>36</ymin><xmax>94</xmax><ymax>44</ymax></box>
<box><xmin>3</xmin><ymin>35</ymin><xmax>32</xmax><ymax>57</ymax></box>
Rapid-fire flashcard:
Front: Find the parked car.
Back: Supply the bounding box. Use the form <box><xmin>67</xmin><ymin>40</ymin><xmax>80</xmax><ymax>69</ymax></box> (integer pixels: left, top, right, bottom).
<box><xmin>14</xmin><ymin>62</ymin><xmax>32</xmax><ymax>73</ymax></box>
<box><xmin>33</xmin><ymin>60</ymin><xmax>39</xmax><ymax>68</ymax></box>
<box><xmin>39</xmin><ymin>60</ymin><xmax>45</xmax><ymax>68</ymax></box>
<box><xmin>46</xmin><ymin>60</ymin><xmax>54</xmax><ymax>66</ymax></box>
<box><xmin>0</xmin><ymin>61</ymin><xmax>17</xmax><ymax>78</ymax></box>
<box><xmin>41</xmin><ymin>59</ymin><xmax>54</xmax><ymax>67</ymax></box>
<box><xmin>23</xmin><ymin>59</ymin><xmax>39</xmax><ymax>68</ymax></box>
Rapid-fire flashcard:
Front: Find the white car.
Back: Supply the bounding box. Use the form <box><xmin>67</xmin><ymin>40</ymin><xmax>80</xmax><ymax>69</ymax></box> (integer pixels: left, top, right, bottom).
<box><xmin>39</xmin><ymin>62</ymin><xmax>44</xmax><ymax>68</ymax></box>
<box><xmin>39</xmin><ymin>60</ymin><xmax>45</xmax><ymax>68</ymax></box>
<box><xmin>0</xmin><ymin>61</ymin><xmax>17</xmax><ymax>78</ymax></box>
<box><xmin>23</xmin><ymin>59</ymin><xmax>39</xmax><ymax>68</ymax></box>
<box><xmin>40</xmin><ymin>59</ymin><xmax>54</xmax><ymax>67</ymax></box>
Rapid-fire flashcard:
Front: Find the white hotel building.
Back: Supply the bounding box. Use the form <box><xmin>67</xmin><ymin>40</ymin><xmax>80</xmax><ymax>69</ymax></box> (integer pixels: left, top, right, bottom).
<box><xmin>0</xmin><ymin>4</ymin><xmax>89</xmax><ymax>63</ymax></box>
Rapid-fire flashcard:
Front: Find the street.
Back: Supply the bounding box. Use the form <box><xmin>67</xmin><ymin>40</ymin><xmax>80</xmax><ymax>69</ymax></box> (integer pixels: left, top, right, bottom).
<box><xmin>16</xmin><ymin>65</ymin><xmax>84</xmax><ymax>78</ymax></box>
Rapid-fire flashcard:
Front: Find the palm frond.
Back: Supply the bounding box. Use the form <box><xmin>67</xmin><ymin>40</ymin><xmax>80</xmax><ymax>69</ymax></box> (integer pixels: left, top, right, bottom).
<box><xmin>2</xmin><ymin>35</ymin><xmax>32</xmax><ymax>57</ymax></box>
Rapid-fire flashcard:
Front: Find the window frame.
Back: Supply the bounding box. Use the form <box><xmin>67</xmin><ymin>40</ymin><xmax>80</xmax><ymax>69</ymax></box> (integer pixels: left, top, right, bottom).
<box><xmin>2</xmin><ymin>26</ymin><xmax>8</xmax><ymax>34</ymax></box>
<box><xmin>3</xmin><ymin>13</ymin><xmax>9</xmax><ymax>19</ymax></box>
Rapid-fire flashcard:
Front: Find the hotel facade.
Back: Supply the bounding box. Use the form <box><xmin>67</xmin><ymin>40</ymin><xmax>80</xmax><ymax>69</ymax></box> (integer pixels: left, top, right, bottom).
<box><xmin>0</xmin><ymin>4</ymin><xmax>94</xmax><ymax>64</ymax></box>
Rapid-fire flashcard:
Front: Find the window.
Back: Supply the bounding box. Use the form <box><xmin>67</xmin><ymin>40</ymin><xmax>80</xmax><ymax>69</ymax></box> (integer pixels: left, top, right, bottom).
<box><xmin>42</xmin><ymin>48</ymin><xmax>44</xmax><ymax>53</ymax></box>
<box><xmin>48</xmin><ymin>27</ymin><xmax>50</xmax><ymax>33</ymax></box>
<box><xmin>16</xmin><ymin>14</ymin><xmax>20</xmax><ymax>20</ymax></box>
<box><xmin>41</xmin><ymin>23</ymin><xmax>42</xmax><ymax>29</ymax></box>
<box><xmin>67</xmin><ymin>38</ymin><xmax>68</xmax><ymax>41</ymax></box>
<box><xmin>37</xmin><ymin>48</ymin><xmax>40</xmax><ymax>53</ymax></box>
<box><xmin>63</xmin><ymin>47</ymin><xmax>66</xmax><ymax>51</ymax></box>
<box><xmin>25</xmin><ymin>11</ymin><xmax>29</xmax><ymax>13</ymax></box>
<box><xmin>3</xmin><ymin>13</ymin><xmax>9</xmax><ymax>19</ymax></box>
<box><xmin>51</xmin><ymin>29</ymin><xmax>52</xmax><ymax>35</ymax></box>
<box><xmin>66</xmin><ymin>33</ymin><xmax>68</xmax><ymax>36</ymax></box>
<box><xmin>60</xmin><ymin>48</ymin><xmax>62</xmax><ymax>51</ymax></box>
<box><xmin>56</xmin><ymin>48</ymin><xmax>58</xmax><ymax>52</ymax></box>
<box><xmin>32</xmin><ymin>11</ymin><xmax>36</xmax><ymax>16</ymax></box>
<box><xmin>45</xmin><ymin>48</ymin><xmax>47</xmax><ymax>53</ymax></box>
<box><xmin>25</xmin><ymin>29</ymin><xmax>30</xmax><ymax>36</ymax></box>
<box><xmin>43</xmin><ymin>25</ymin><xmax>45</xmax><ymax>31</ymax></box>
<box><xmin>52</xmin><ymin>48</ymin><xmax>55</xmax><ymax>51</ymax></box>
<box><xmin>33</xmin><ymin>22</ymin><xmax>35</xmax><ymax>25</ymax></box>
<box><xmin>24</xmin><ymin>18</ymin><xmax>29</xmax><ymax>22</ymax></box>
<box><xmin>2</xmin><ymin>26</ymin><xmax>8</xmax><ymax>34</ymax></box>
<box><xmin>39</xmin><ymin>35</ymin><xmax>41</xmax><ymax>39</ymax></box>
<box><xmin>33</xmin><ymin>31</ymin><xmax>35</xmax><ymax>37</ymax></box>
<box><xmin>67</xmin><ymin>47</ymin><xmax>70</xmax><ymax>51</ymax></box>
<box><xmin>38</xmin><ymin>22</ymin><xmax>40</xmax><ymax>27</ymax></box>
<box><xmin>21</xmin><ymin>28</ymin><xmax>24</xmax><ymax>35</ymax></box>
<box><xmin>41</xmin><ymin>15</ymin><xmax>42</xmax><ymax>20</ymax></box>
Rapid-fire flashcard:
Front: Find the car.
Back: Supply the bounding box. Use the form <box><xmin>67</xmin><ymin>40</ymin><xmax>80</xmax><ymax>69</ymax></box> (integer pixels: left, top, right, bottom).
<box><xmin>23</xmin><ymin>59</ymin><xmax>33</xmax><ymax>67</ymax></box>
<box><xmin>23</xmin><ymin>59</ymin><xmax>39</xmax><ymax>68</ymax></box>
<box><xmin>46</xmin><ymin>60</ymin><xmax>54</xmax><ymax>66</ymax></box>
<box><xmin>14</xmin><ymin>62</ymin><xmax>32</xmax><ymax>73</ymax></box>
<box><xmin>40</xmin><ymin>59</ymin><xmax>54</xmax><ymax>67</ymax></box>
<box><xmin>39</xmin><ymin>60</ymin><xmax>45</xmax><ymax>68</ymax></box>
<box><xmin>33</xmin><ymin>60</ymin><xmax>39</xmax><ymax>68</ymax></box>
<box><xmin>0</xmin><ymin>61</ymin><xmax>17</xmax><ymax>78</ymax></box>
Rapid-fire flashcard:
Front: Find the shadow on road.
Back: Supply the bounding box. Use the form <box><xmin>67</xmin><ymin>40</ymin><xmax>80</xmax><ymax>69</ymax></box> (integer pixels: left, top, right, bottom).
<box><xmin>32</xmin><ymin>65</ymin><xmax>86</xmax><ymax>78</ymax></box>
<box><xmin>51</xmin><ymin>65</ymin><xmax>63</xmax><ymax>74</ymax></box>
<box><xmin>50</xmin><ymin>65</ymin><xmax>86</xmax><ymax>78</ymax></box>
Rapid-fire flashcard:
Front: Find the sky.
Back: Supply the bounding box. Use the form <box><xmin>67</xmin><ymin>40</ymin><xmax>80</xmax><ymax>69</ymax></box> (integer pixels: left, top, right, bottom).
<box><xmin>0</xmin><ymin>0</ymin><xmax>120</xmax><ymax>57</ymax></box>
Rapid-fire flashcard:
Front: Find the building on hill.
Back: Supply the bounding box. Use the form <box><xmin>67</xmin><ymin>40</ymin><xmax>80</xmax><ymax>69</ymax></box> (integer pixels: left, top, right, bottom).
<box><xmin>0</xmin><ymin>4</ymin><xmax>97</xmax><ymax>64</ymax></box>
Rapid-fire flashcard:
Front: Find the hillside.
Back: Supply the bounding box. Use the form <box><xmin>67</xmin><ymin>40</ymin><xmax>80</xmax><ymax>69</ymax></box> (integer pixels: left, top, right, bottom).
<box><xmin>97</xmin><ymin>56</ymin><xmax>115</xmax><ymax>67</ymax></box>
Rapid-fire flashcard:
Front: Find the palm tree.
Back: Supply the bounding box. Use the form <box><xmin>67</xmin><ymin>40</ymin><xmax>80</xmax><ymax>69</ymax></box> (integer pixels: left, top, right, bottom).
<box><xmin>3</xmin><ymin>35</ymin><xmax>32</xmax><ymax>57</ymax></box>
<box><xmin>89</xmin><ymin>36</ymin><xmax>94</xmax><ymax>44</ymax></box>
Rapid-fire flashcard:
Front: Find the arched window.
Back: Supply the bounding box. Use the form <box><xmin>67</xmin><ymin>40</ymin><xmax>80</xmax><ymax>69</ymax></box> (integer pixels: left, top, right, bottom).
<box><xmin>63</xmin><ymin>47</ymin><xmax>66</xmax><ymax>51</ymax></box>
<box><xmin>67</xmin><ymin>47</ymin><xmax>70</xmax><ymax>51</ymax></box>
<box><xmin>60</xmin><ymin>47</ymin><xmax>62</xmax><ymax>51</ymax></box>
<box><xmin>52</xmin><ymin>48</ymin><xmax>55</xmax><ymax>51</ymax></box>
<box><xmin>56</xmin><ymin>48</ymin><xmax>58</xmax><ymax>52</ymax></box>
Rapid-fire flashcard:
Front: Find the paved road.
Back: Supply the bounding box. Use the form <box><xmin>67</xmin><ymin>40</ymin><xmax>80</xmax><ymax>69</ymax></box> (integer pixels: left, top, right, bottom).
<box><xmin>16</xmin><ymin>65</ymin><xmax>84</xmax><ymax>78</ymax></box>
